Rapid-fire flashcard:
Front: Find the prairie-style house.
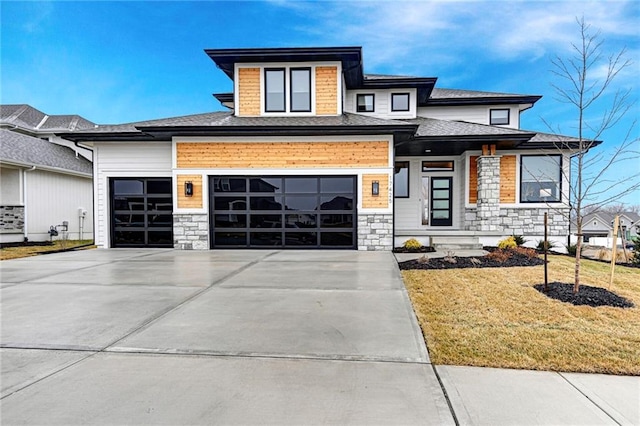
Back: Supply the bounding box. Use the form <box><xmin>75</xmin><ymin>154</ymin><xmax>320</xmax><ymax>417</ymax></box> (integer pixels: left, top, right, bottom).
<box><xmin>59</xmin><ymin>46</ymin><xmax>584</xmax><ymax>251</ymax></box>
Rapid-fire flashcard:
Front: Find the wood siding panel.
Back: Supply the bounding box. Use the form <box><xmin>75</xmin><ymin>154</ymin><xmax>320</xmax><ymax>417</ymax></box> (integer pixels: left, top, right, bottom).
<box><xmin>362</xmin><ymin>174</ymin><xmax>389</xmax><ymax>209</ymax></box>
<box><xmin>469</xmin><ymin>156</ymin><xmax>478</xmax><ymax>204</ymax></box>
<box><xmin>315</xmin><ymin>66</ymin><xmax>338</xmax><ymax>115</ymax></box>
<box><xmin>177</xmin><ymin>174</ymin><xmax>203</xmax><ymax>209</ymax></box>
<box><xmin>500</xmin><ymin>155</ymin><xmax>516</xmax><ymax>203</ymax></box>
<box><xmin>176</xmin><ymin>141</ymin><xmax>389</xmax><ymax>169</ymax></box>
<box><xmin>238</xmin><ymin>68</ymin><xmax>261</xmax><ymax>116</ymax></box>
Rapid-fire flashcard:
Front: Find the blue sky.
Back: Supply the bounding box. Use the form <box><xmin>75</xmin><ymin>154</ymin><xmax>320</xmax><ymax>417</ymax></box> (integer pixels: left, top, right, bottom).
<box><xmin>2</xmin><ymin>0</ymin><xmax>639</xmax><ymax>205</ymax></box>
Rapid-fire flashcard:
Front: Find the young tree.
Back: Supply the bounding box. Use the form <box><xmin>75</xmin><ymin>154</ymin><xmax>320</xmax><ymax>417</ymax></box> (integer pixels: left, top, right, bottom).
<box><xmin>547</xmin><ymin>17</ymin><xmax>639</xmax><ymax>293</ymax></box>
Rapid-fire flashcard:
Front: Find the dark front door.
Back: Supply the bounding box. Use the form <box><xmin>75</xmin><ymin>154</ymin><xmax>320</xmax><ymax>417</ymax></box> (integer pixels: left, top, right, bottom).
<box><xmin>209</xmin><ymin>176</ymin><xmax>357</xmax><ymax>249</ymax></box>
<box><xmin>110</xmin><ymin>178</ymin><xmax>173</xmax><ymax>247</ymax></box>
<box><xmin>430</xmin><ymin>177</ymin><xmax>452</xmax><ymax>226</ymax></box>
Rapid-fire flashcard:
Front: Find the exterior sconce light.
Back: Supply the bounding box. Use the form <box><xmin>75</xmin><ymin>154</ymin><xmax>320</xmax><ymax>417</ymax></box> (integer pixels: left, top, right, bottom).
<box><xmin>184</xmin><ymin>181</ymin><xmax>194</xmax><ymax>197</ymax></box>
<box><xmin>372</xmin><ymin>180</ymin><xmax>380</xmax><ymax>196</ymax></box>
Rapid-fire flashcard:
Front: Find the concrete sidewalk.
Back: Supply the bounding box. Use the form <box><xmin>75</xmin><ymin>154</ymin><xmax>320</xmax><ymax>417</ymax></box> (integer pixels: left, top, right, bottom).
<box><xmin>1</xmin><ymin>249</ymin><xmax>638</xmax><ymax>425</ymax></box>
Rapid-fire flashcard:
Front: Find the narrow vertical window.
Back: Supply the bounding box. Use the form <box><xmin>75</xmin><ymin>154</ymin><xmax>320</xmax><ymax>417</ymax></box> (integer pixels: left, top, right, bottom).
<box><xmin>265</xmin><ymin>68</ymin><xmax>285</xmax><ymax>112</ymax></box>
<box><xmin>290</xmin><ymin>68</ymin><xmax>311</xmax><ymax>112</ymax></box>
<box><xmin>394</xmin><ymin>162</ymin><xmax>409</xmax><ymax>198</ymax></box>
<box><xmin>356</xmin><ymin>94</ymin><xmax>375</xmax><ymax>112</ymax></box>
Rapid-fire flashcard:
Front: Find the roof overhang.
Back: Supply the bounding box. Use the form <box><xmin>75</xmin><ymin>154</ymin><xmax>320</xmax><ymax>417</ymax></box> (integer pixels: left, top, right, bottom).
<box><xmin>205</xmin><ymin>47</ymin><xmax>364</xmax><ymax>87</ymax></box>
<box><xmin>395</xmin><ymin>134</ymin><xmax>535</xmax><ymax>156</ymax></box>
<box><xmin>362</xmin><ymin>78</ymin><xmax>437</xmax><ymax>106</ymax></box>
<box><xmin>59</xmin><ymin>124</ymin><xmax>418</xmax><ymax>144</ymax></box>
<box><xmin>424</xmin><ymin>95</ymin><xmax>542</xmax><ymax>107</ymax></box>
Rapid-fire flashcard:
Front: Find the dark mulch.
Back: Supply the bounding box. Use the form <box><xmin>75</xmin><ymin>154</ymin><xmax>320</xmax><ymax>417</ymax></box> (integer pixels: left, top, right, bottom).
<box><xmin>534</xmin><ymin>282</ymin><xmax>635</xmax><ymax>308</ymax></box>
<box><xmin>392</xmin><ymin>246</ymin><xmax>436</xmax><ymax>254</ymax></box>
<box><xmin>398</xmin><ymin>248</ymin><xmax>544</xmax><ymax>270</ymax></box>
<box><xmin>0</xmin><ymin>241</ymin><xmax>53</xmax><ymax>249</ymax></box>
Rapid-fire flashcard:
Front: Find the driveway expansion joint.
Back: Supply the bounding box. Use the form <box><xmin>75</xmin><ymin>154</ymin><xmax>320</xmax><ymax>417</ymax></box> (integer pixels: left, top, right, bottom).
<box><xmin>558</xmin><ymin>372</ymin><xmax>624</xmax><ymax>425</ymax></box>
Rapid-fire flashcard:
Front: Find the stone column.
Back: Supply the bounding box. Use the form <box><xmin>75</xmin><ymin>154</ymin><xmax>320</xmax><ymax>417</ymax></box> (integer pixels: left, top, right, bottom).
<box><xmin>476</xmin><ymin>156</ymin><xmax>501</xmax><ymax>232</ymax></box>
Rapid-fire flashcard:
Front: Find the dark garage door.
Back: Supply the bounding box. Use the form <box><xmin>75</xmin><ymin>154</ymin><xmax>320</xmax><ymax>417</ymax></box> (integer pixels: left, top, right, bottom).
<box><xmin>210</xmin><ymin>176</ymin><xmax>356</xmax><ymax>249</ymax></box>
<box><xmin>110</xmin><ymin>178</ymin><xmax>173</xmax><ymax>247</ymax></box>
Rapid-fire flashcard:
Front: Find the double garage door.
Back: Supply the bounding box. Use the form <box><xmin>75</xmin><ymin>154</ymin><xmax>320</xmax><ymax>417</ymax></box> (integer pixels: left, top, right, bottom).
<box><xmin>210</xmin><ymin>176</ymin><xmax>357</xmax><ymax>249</ymax></box>
<box><xmin>110</xmin><ymin>176</ymin><xmax>357</xmax><ymax>249</ymax></box>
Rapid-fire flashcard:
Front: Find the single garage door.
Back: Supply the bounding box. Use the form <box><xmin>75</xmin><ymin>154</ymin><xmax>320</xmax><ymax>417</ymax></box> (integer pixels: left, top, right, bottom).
<box><xmin>210</xmin><ymin>176</ymin><xmax>356</xmax><ymax>249</ymax></box>
<box><xmin>110</xmin><ymin>178</ymin><xmax>173</xmax><ymax>247</ymax></box>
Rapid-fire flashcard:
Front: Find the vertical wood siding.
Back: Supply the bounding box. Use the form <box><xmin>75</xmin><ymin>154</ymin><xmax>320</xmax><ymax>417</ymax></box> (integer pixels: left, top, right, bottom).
<box><xmin>176</xmin><ymin>141</ymin><xmax>389</xmax><ymax>169</ymax></box>
<box><xmin>238</xmin><ymin>68</ymin><xmax>261</xmax><ymax>116</ymax></box>
<box><xmin>315</xmin><ymin>66</ymin><xmax>338</xmax><ymax>115</ymax></box>
<box><xmin>500</xmin><ymin>155</ymin><xmax>516</xmax><ymax>203</ymax></box>
<box><xmin>177</xmin><ymin>174</ymin><xmax>203</xmax><ymax>209</ymax></box>
<box><xmin>362</xmin><ymin>174</ymin><xmax>389</xmax><ymax>208</ymax></box>
<box><xmin>468</xmin><ymin>156</ymin><xmax>478</xmax><ymax>204</ymax></box>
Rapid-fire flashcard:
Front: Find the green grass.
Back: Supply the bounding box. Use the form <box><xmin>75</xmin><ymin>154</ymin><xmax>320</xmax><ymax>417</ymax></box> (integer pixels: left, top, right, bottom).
<box><xmin>0</xmin><ymin>240</ymin><xmax>95</xmax><ymax>260</ymax></box>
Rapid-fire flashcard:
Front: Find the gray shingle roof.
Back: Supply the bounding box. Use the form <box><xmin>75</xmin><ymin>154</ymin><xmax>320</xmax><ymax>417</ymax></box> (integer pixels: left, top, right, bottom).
<box><xmin>0</xmin><ymin>129</ymin><xmax>92</xmax><ymax>175</ymax></box>
<box><xmin>430</xmin><ymin>88</ymin><xmax>534</xmax><ymax>99</ymax></box>
<box><xmin>402</xmin><ymin>117</ymin><xmax>531</xmax><ymax>137</ymax></box>
<box><xmin>0</xmin><ymin>104</ymin><xmax>95</xmax><ymax>132</ymax></box>
<box><xmin>527</xmin><ymin>131</ymin><xmax>583</xmax><ymax>143</ymax></box>
<box><xmin>78</xmin><ymin>111</ymin><xmax>414</xmax><ymax>134</ymax></box>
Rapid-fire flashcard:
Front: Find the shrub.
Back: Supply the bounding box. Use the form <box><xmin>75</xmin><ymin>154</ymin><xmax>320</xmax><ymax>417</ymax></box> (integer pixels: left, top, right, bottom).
<box><xmin>512</xmin><ymin>235</ymin><xmax>527</xmax><ymax>247</ymax></box>
<box><xmin>497</xmin><ymin>236</ymin><xmax>517</xmax><ymax>250</ymax></box>
<box><xmin>403</xmin><ymin>238</ymin><xmax>423</xmax><ymax>250</ymax></box>
<box><xmin>486</xmin><ymin>249</ymin><xmax>512</xmax><ymax>263</ymax></box>
<box><xmin>631</xmin><ymin>237</ymin><xmax>640</xmax><ymax>265</ymax></box>
<box><xmin>512</xmin><ymin>246</ymin><xmax>538</xmax><ymax>259</ymax></box>
<box><xmin>566</xmin><ymin>243</ymin><xmax>579</xmax><ymax>256</ymax></box>
<box><xmin>536</xmin><ymin>239</ymin><xmax>556</xmax><ymax>252</ymax></box>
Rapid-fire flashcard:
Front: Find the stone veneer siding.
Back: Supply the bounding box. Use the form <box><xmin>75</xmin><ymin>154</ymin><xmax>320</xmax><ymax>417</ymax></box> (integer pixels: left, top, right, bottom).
<box><xmin>358</xmin><ymin>213</ymin><xmax>393</xmax><ymax>251</ymax></box>
<box><xmin>173</xmin><ymin>214</ymin><xmax>209</xmax><ymax>250</ymax></box>
<box><xmin>0</xmin><ymin>206</ymin><xmax>25</xmax><ymax>234</ymax></box>
<box><xmin>465</xmin><ymin>208</ymin><xmax>569</xmax><ymax>236</ymax></box>
<box><xmin>476</xmin><ymin>156</ymin><xmax>501</xmax><ymax>231</ymax></box>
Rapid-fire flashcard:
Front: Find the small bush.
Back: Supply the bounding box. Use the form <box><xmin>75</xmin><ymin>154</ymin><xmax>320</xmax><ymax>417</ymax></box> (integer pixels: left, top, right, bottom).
<box><xmin>498</xmin><ymin>236</ymin><xmax>517</xmax><ymax>250</ymax></box>
<box><xmin>631</xmin><ymin>237</ymin><xmax>640</xmax><ymax>265</ymax></box>
<box><xmin>417</xmin><ymin>255</ymin><xmax>429</xmax><ymax>264</ymax></box>
<box><xmin>536</xmin><ymin>239</ymin><xmax>556</xmax><ymax>252</ymax></box>
<box><xmin>486</xmin><ymin>249</ymin><xmax>512</xmax><ymax>263</ymax></box>
<box><xmin>512</xmin><ymin>235</ymin><xmax>527</xmax><ymax>247</ymax></box>
<box><xmin>403</xmin><ymin>238</ymin><xmax>423</xmax><ymax>250</ymax></box>
<box><xmin>511</xmin><ymin>246</ymin><xmax>538</xmax><ymax>259</ymax></box>
<box><xmin>566</xmin><ymin>243</ymin><xmax>581</xmax><ymax>256</ymax></box>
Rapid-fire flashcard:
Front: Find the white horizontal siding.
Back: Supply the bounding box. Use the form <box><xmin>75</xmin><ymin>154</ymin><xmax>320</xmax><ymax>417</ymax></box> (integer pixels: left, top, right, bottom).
<box><xmin>418</xmin><ymin>105</ymin><xmax>520</xmax><ymax>129</ymax></box>
<box><xmin>94</xmin><ymin>142</ymin><xmax>172</xmax><ymax>247</ymax></box>
<box><xmin>344</xmin><ymin>89</ymin><xmax>416</xmax><ymax>119</ymax></box>
<box><xmin>25</xmin><ymin>169</ymin><xmax>93</xmax><ymax>241</ymax></box>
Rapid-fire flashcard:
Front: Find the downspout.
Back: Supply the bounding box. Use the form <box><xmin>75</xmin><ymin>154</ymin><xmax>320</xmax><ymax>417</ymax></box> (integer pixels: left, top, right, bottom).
<box><xmin>22</xmin><ymin>166</ymin><xmax>37</xmax><ymax>241</ymax></box>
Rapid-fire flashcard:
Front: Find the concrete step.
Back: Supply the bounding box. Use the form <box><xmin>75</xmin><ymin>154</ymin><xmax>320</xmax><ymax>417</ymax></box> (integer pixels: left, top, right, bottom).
<box><xmin>431</xmin><ymin>236</ymin><xmax>483</xmax><ymax>251</ymax></box>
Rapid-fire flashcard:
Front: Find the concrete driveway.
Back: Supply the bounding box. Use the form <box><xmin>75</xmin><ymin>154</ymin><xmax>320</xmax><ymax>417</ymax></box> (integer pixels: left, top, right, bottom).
<box><xmin>0</xmin><ymin>249</ymin><xmax>453</xmax><ymax>425</ymax></box>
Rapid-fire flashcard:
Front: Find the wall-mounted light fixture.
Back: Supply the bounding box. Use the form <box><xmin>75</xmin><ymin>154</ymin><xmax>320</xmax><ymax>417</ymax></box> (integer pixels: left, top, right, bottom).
<box><xmin>184</xmin><ymin>181</ymin><xmax>194</xmax><ymax>197</ymax></box>
<box><xmin>372</xmin><ymin>180</ymin><xmax>380</xmax><ymax>196</ymax></box>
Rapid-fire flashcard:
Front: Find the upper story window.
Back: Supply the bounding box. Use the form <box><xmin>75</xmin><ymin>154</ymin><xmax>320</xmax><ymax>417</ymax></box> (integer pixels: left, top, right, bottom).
<box><xmin>490</xmin><ymin>109</ymin><xmax>510</xmax><ymax>125</ymax></box>
<box><xmin>391</xmin><ymin>93</ymin><xmax>410</xmax><ymax>112</ymax></box>
<box><xmin>356</xmin><ymin>94</ymin><xmax>375</xmax><ymax>112</ymax></box>
<box><xmin>265</xmin><ymin>68</ymin><xmax>286</xmax><ymax>112</ymax></box>
<box><xmin>290</xmin><ymin>68</ymin><xmax>311</xmax><ymax>112</ymax></box>
<box><xmin>520</xmin><ymin>155</ymin><xmax>561</xmax><ymax>203</ymax></box>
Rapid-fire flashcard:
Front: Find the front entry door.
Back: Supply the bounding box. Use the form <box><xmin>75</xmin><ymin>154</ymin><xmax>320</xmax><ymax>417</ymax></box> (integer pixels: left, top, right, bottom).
<box><xmin>430</xmin><ymin>177</ymin><xmax>453</xmax><ymax>226</ymax></box>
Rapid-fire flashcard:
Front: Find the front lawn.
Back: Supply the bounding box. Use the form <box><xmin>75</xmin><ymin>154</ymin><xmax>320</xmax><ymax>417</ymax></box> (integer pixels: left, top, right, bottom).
<box><xmin>402</xmin><ymin>255</ymin><xmax>640</xmax><ymax>375</ymax></box>
<box><xmin>0</xmin><ymin>240</ymin><xmax>95</xmax><ymax>260</ymax></box>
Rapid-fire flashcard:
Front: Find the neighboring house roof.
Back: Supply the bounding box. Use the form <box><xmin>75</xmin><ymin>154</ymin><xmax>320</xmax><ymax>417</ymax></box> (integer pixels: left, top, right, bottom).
<box><xmin>0</xmin><ymin>104</ymin><xmax>95</xmax><ymax>133</ymax></box>
<box><xmin>58</xmin><ymin>111</ymin><xmax>419</xmax><ymax>142</ymax></box>
<box><xmin>0</xmin><ymin>129</ymin><xmax>92</xmax><ymax>175</ymax></box>
<box><xmin>583</xmin><ymin>211</ymin><xmax>640</xmax><ymax>228</ymax></box>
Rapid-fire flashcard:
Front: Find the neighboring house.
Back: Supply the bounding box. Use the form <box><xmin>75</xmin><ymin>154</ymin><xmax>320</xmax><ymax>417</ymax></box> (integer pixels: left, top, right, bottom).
<box><xmin>58</xmin><ymin>46</ymin><xmax>590</xmax><ymax>251</ymax></box>
<box><xmin>0</xmin><ymin>105</ymin><xmax>94</xmax><ymax>243</ymax></box>
<box><xmin>580</xmin><ymin>211</ymin><xmax>640</xmax><ymax>244</ymax></box>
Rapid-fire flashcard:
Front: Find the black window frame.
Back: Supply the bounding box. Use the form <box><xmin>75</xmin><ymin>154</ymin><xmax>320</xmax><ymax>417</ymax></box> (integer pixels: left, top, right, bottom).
<box><xmin>264</xmin><ymin>68</ymin><xmax>286</xmax><ymax>113</ymax></box>
<box><xmin>356</xmin><ymin>94</ymin><xmax>375</xmax><ymax>112</ymax></box>
<box><xmin>391</xmin><ymin>93</ymin><xmax>410</xmax><ymax>112</ymax></box>
<box><xmin>490</xmin><ymin>108</ymin><xmax>510</xmax><ymax>125</ymax></box>
<box><xmin>289</xmin><ymin>67</ymin><xmax>312</xmax><ymax>112</ymax></box>
<box><xmin>519</xmin><ymin>154</ymin><xmax>562</xmax><ymax>203</ymax></box>
<box><xmin>394</xmin><ymin>161</ymin><xmax>410</xmax><ymax>198</ymax></box>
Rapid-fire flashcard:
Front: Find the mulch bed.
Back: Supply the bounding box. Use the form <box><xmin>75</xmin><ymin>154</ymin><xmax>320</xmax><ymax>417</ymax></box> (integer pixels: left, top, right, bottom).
<box><xmin>392</xmin><ymin>246</ymin><xmax>436</xmax><ymax>254</ymax></box>
<box><xmin>398</xmin><ymin>247</ymin><xmax>544</xmax><ymax>270</ymax></box>
<box><xmin>534</xmin><ymin>282</ymin><xmax>635</xmax><ymax>308</ymax></box>
<box><xmin>0</xmin><ymin>241</ymin><xmax>53</xmax><ymax>249</ymax></box>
